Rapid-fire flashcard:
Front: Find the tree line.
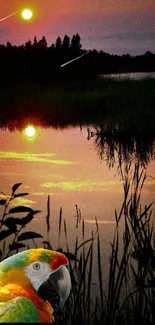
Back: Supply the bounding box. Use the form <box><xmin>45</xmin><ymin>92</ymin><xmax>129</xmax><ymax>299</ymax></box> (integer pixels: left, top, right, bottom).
<box><xmin>1</xmin><ymin>33</ymin><xmax>82</xmax><ymax>54</ymax></box>
<box><xmin>0</xmin><ymin>33</ymin><xmax>155</xmax><ymax>82</ymax></box>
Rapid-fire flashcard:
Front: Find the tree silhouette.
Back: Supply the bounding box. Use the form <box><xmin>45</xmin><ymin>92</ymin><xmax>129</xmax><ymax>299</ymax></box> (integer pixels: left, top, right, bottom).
<box><xmin>25</xmin><ymin>40</ymin><xmax>32</xmax><ymax>50</ymax></box>
<box><xmin>0</xmin><ymin>32</ymin><xmax>155</xmax><ymax>83</ymax></box>
<box><xmin>50</xmin><ymin>43</ymin><xmax>55</xmax><ymax>49</ymax></box>
<box><xmin>33</xmin><ymin>36</ymin><xmax>37</xmax><ymax>46</ymax></box>
<box><xmin>38</xmin><ymin>36</ymin><xmax>47</xmax><ymax>48</ymax></box>
<box><xmin>55</xmin><ymin>36</ymin><xmax>62</xmax><ymax>49</ymax></box>
<box><xmin>6</xmin><ymin>41</ymin><xmax>12</xmax><ymax>49</ymax></box>
<box><xmin>71</xmin><ymin>33</ymin><xmax>81</xmax><ymax>52</ymax></box>
<box><xmin>145</xmin><ymin>51</ymin><xmax>153</xmax><ymax>56</ymax></box>
<box><xmin>62</xmin><ymin>35</ymin><xmax>70</xmax><ymax>50</ymax></box>
<box><xmin>18</xmin><ymin>45</ymin><xmax>24</xmax><ymax>52</ymax></box>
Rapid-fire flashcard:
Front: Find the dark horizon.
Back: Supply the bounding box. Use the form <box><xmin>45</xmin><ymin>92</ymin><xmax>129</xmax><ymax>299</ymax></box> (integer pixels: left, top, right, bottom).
<box><xmin>0</xmin><ymin>34</ymin><xmax>155</xmax><ymax>84</ymax></box>
<box><xmin>0</xmin><ymin>34</ymin><xmax>155</xmax><ymax>58</ymax></box>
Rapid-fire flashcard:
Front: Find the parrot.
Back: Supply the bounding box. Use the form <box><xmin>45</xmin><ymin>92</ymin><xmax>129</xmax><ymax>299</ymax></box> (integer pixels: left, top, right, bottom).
<box><xmin>0</xmin><ymin>248</ymin><xmax>71</xmax><ymax>323</ymax></box>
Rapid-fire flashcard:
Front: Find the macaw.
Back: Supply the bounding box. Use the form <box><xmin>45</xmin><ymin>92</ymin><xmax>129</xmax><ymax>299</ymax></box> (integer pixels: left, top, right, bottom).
<box><xmin>0</xmin><ymin>248</ymin><xmax>71</xmax><ymax>323</ymax></box>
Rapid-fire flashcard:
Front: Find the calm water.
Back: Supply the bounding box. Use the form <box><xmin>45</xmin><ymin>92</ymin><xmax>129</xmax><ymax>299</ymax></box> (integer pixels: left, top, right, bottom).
<box><xmin>0</xmin><ymin>125</ymin><xmax>155</xmax><ymax>240</ymax></box>
<box><xmin>101</xmin><ymin>71</ymin><xmax>155</xmax><ymax>80</ymax></box>
<box><xmin>0</xmin><ymin>127</ymin><xmax>121</xmax><ymax>238</ymax></box>
<box><xmin>1</xmin><ymin>125</ymin><xmax>155</xmax><ymax>294</ymax></box>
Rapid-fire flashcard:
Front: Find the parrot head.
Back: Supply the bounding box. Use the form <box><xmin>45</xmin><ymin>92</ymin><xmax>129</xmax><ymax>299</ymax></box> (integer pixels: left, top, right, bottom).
<box><xmin>0</xmin><ymin>248</ymin><xmax>71</xmax><ymax>312</ymax></box>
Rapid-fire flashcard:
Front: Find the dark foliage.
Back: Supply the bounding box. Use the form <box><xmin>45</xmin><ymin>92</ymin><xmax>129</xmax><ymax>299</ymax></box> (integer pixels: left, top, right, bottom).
<box><xmin>0</xmin><ymin>34</ymin><xmax>155</xmax><ymax>84</ymax></box>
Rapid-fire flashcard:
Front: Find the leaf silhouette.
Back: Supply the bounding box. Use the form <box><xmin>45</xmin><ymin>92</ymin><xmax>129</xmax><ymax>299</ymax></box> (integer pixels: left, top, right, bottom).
<box><xmin>0</xmin><ymin>229</ymin><xmax>15</xmax><ymax>241</ymax></box>
<box><xmin>9</xmin><ymin>206</ymin><xmax>33</xmax><ymax>214</ymax></box>
<box><xmin>62</xmin><ymin>251</ymin><xmax>79</xmax><ymax>261</ymax></box>
<box><xmin>56</xmin><ymin>248</ymin><xmax>63</xmax><ymax>253</ymax></box>
<box><xmin>3</xmin><ymin>218</ymin><xmax>17</xmax><ymax>231</ymax></box>
<box><xmin>29</xmin><ymin>210</ymin><xmax>41</xmax><ymax>216</ymax></box>
<box><xmin>9</xmin><ymin>242</ymin><xmax>26</xmax><ymax>251</ymax></box>
<box><xmin>0</xmin><ymin>199</ymin><xmax>6</xmax><ymax>205</ymax></box>
<box><xmin>14</xmin><ymin>193</ymin><xmax>29</xmax><ymax>198</ymax></box>
<box><xmin>4</xmin><ymin>214</ymin><xmax>34</xmax><ymax>227</ymax></box>
<box><xmin>12</xmin><ymin>183</ymin><xmax>22</xmax><ymax>193</ymax></box>
<box><xmin>3</xmin><ymin>217</ymin><xmax>19</xmax><ymax>228</ymax></box>
<box><xmin>17</xmin><ymin>231</ymin><xmax>43</xmax><ymax>241</ymax></box>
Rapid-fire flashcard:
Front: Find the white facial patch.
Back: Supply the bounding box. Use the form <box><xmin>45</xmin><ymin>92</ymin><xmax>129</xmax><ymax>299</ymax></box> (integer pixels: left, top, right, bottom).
<box><xmin>24</xmin><ymin>262</ymin><xmax>52</xmax><ymax>291</ymax></box>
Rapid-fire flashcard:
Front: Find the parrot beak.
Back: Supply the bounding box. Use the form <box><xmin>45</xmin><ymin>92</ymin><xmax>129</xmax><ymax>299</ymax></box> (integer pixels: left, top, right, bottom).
<box><xmin>38</xmin><ymin>265</ymin><xmax>71</xmax><ymax>311</ymax></box>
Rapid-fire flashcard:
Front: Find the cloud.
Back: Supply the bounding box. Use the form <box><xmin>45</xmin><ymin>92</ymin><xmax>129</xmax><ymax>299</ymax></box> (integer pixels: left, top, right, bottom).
<box><xmin>0</xmin><ymin>193</ymin><xmax>8</xmax><ymax>199</ymax></box>
<box><xmin>90</xmin><ymin>31</ymin><xmax>155</xmax><ymax>42</ymax></box>
<box><xmin>85</xmin><ymin>219</ymin><xmax>116</xmax><ymax>224</ymax></box>
<box><xmin>0</xmin><ymin>194</ymin><xmax>35</xmax><ymax>206</ymax></box>
<box><xmin>0</xmin><ymin>151</ymin><xmax>77</xmax><ymax>165</ymax></box>
<box><xmin>10</xmin><ymin>197</ymin><xmax>36</xmax><ymax>206</ymax></box>
<box><xmin>32</xmin><ymin>192</ymin><xmax>60</xmax><ymax>196</ymax></box>
<box><xmin>0</xmin><ymin>172</ymin><xmax>25</xmax><ymax>176</ymax></box>
<box><xmin>42</xmin><ymin>180</ymin><xmax>123</xmax><ymax>191</ymax></box>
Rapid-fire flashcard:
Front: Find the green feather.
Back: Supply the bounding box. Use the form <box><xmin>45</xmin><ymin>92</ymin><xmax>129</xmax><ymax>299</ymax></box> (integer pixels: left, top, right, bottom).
<box><xmin>0</xmin><ymin>296</ymin><xmax>39</xmax><ymax>323</ymax></box>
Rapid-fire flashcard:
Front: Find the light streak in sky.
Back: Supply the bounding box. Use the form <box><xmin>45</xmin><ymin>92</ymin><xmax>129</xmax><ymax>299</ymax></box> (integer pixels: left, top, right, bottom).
<box><xmin>0</xmin><ymin>10</ymin><xmax>21</xmax><ymax>22</ymax></box>
<box><xmin>0</xmin><ymin>9</ymin><xmax>33</xmax><ymax>22</ymax></box>
<box><xmin>61</xmin><ymin>51</ymin><xmax>91</xmax><ymax>67</ymax></box>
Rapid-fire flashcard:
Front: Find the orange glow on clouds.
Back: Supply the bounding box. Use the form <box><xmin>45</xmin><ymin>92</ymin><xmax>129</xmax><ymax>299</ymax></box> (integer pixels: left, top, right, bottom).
<box><xmin>0</xmin><ymin>151</ymin><xmax>77</xmax><ymax>165</ymax></box>
<box><xmin>42</xmin><ymin>180</ymin><xmax>123</xmax><ymax>191</ymax></box>
<box><xmin>85</xmin><ymin>219</ymin><xmax>116</xmax><ymax>224</ymax></box>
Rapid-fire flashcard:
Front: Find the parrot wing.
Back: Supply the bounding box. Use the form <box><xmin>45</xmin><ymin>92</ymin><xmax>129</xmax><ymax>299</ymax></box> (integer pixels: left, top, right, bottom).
<box><xmin>0</xmin><ymin>296</ymin><xmax>39</xmax><ymax>323</ymax></box>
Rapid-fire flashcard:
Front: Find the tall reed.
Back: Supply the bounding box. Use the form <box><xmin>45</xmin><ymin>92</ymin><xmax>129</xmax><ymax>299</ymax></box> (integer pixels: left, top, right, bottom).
<box><xmin>0</xmin><ymin>161</ymin><xmax>155</xmax><ymax>324</ymax></box>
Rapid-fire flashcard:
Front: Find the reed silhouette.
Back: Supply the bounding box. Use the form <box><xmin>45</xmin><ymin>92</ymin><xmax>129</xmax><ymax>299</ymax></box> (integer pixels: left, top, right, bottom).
<box><xmin>0</xmin><ymin>160</ymin><xmax>155</xmax><ymax>325</ymax></box>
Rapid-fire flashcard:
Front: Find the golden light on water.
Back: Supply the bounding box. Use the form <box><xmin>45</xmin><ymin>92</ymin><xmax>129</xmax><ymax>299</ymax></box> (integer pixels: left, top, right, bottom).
<box><xmin>21</xmin><ymin>9</ymin><xmax>33</xmax><ymax>20</ymax></box>
<box><xmin>25</xmin><ymin>125</ymin><xmax>36</xmax><ymax>137</ymax></box>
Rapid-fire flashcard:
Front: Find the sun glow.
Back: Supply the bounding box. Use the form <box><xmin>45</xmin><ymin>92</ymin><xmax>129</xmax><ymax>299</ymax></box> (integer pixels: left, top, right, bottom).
<box><xmin>21</xmin><ymin>9</ymin><xmax>33</xmax><ymax>20</ymax></box>
<box><xmin>25</xmin><ymin>126</ymin><xmax>36</xmax><ymax>137</ymax></box>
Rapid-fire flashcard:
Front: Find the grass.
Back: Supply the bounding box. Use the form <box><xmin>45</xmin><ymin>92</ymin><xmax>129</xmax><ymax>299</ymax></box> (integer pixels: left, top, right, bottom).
<box><xmin>0</xmin><ymin>160</ymin><xmax>155</xmax><ymax>324</ymax></box>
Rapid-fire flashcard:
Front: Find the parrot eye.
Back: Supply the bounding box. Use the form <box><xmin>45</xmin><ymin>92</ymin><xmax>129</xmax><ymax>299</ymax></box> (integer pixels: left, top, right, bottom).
<box><xmin>33</xmin><ymin>262</ymin><xmax>41</xmax><ymax>270</ymax></box>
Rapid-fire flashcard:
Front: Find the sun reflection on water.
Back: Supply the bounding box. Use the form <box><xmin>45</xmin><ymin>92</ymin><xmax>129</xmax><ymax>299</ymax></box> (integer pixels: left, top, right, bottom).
<box><xmin>24</xmin><ymin>125</ymin><xmax>36</xmax><ymax>140</ymax></box>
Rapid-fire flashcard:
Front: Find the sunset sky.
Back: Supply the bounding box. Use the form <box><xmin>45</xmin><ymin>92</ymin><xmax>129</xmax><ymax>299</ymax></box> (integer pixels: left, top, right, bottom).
<box><xmin>0</xmin><ymin>0</ymin><xmax>155</xmax><ymax>55</ymax></box>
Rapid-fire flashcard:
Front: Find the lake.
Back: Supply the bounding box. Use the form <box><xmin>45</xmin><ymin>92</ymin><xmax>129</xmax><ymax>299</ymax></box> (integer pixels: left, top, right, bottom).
<box><xmin>1</xmin><ymin>77</ymin><xmax>155</xmax><ymax>321</ymax></box>
<box><xmin>1</xmin><ymin>122</ymin><xmax>155</xmax><ymax>315</ymax></box>
<box><xmin>0</xmin><ymin>124</ymin><xmax>155</xmax><ymax>252</ymax></box>
<box><xmin>0</xmin><ymin>126</ymin><xmax>123</xmax><ymax>239</ymax></box>
<box><xmin>101</xmin><ymin>71</ymin><xmax>155</xmax><ymax>80</ymax></box>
